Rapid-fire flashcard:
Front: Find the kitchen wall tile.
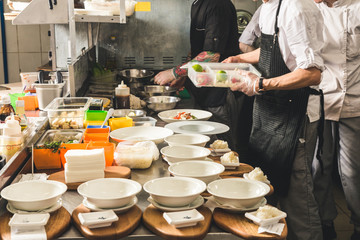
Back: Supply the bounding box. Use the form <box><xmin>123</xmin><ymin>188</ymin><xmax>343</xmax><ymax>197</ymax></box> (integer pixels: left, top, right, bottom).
<box><xmin>40</xmin><ymin>24</ymin><xmax>50</xmax><ymax>53</ymax></box>
<box><xmin>7</xmin><ymin>53</ymin><xmax>20</xmax><ymax>83</ymax></box>
<box><xmin>5</xmin><ymin>21</ymin><xmax>19</xmax><ymax>53</ymax></box>
<box><xmin>18</xmin><ymin>25</ymin><xmax>41</xmax><ymax>52</ymax></box>
<box><xmin>19</xmin><ymin>53</ymin><xmax>41</xmax><ymax>72</ymax></box>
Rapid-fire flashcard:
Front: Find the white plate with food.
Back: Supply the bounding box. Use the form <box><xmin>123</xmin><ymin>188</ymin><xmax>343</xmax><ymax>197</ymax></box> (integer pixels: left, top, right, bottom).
<box><xmin>110</xmin><ymin>126</ymin><xmax>174</xmax><ymax>144</ymax></box>
<box><xmin>158</xmin><ymin>109</ymin><xmax>213</xmax><ymax>123</ymax></box>
<box><xmin>164</xmin><ymin>121</ymin><xmax>229</xmax><ymax>135</ymax></box>
<box><xmin>147</xmin><ymin>196</ymin><xmax>204</xmax><ymax>212</ymax></box>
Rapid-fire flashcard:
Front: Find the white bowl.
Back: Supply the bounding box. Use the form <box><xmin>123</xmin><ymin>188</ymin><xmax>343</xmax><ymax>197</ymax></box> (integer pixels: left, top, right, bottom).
<box><xmin>77</xmin><ymin>178</ymin><xmax>142</xmax><ymax>209</ymax></box>
<box><xmin>168</xmin><ymin>161</ymin><xmax>225</xmax><ymax>184</ymax></box>
<box><xmin>164</xmin><ymin>134</ymin><xmax>210</xmax><ymax>147</ymax></box>
<box><xmin>158</xmin><ymin>109</ymin><xmax>213</xmax><ymax>123</ymax></box>
<box><xmin>110</xmin><ymin>126</ymin><xmax>173</xmax><ymax>144</ymax></box>
<box><xmin>0</xmin><ymin>180</ymin><xmax>67</xmax><ymax>211</ymax></box>
<box><xmin>160</xmin><ymin>145</ymin><xmax>211</xmax><ymax>164</ymax></box>
<box><xmin>207</xmin><ymin>179</ymin><xmax>270</xmax><ymax>208</ymax></box>
<box><xmin>143</xmin><ymin>177</ymin><xmax>206</xmax><ymax>207</ymax></box>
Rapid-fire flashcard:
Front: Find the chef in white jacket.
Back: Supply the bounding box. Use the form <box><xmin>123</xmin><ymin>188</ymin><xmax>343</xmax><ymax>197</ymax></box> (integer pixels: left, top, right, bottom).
<box><xmin>312</xmin><ymin>1</ymin><xmax>360</xmax><ymax>240</ymax></box>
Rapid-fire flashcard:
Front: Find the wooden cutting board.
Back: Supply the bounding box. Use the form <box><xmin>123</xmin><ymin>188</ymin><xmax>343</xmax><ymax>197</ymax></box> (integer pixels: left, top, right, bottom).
<box><xmin>0</xmin><ymin>207</ymin><xmax>71</xmax><ymax>240</ymax></box>
<box><xmin>142</xmin><ymin>204</ymin><xmax>212</xmax><ymax>240</ymax></box>
<box><xmin>72</xmin><ymin>204</ymin><xmax>142</xmax><ymax>240</ymax></box>
<box><xmin>48</xmin><ymin>166</ymin><xmax>131</xmax><ymax>190</ymax></box>
<box><xmin>213</xmin><ymin>208</ymin><xmax>287</xmax><ymax>240</ymax></box>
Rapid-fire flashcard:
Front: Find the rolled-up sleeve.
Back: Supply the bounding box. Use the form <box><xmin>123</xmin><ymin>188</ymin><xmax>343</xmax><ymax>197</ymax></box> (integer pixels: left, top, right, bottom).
<box><xmin>282</xmin><ymin>9</ymin><xmax>325</xmax><ymax>71</ymax></box>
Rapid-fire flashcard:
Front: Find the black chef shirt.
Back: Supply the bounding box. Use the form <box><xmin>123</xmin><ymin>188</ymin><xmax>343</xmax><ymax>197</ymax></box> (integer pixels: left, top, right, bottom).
<box><xmin>187</xmin><ymin>0</ymin><xmax>240</xmax><ymax>108</ymax></box>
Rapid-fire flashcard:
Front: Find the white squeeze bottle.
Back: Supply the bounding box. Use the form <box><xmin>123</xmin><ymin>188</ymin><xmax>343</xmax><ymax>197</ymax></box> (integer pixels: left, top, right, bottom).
<box><xmin>115</xmin><ymin>81</ymin><xmax>130</xmax><ymax>109</ymax></box>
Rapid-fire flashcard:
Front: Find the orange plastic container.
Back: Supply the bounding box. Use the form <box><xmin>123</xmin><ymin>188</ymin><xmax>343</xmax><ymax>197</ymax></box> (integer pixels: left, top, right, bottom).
<box><xmin>83</xmin><ymin>127</ymin><xmax>110</xmax><ymax>143</ymax></box>
<box><xmin>18</xmin><ymin>96</ymin><xmax>39</xmax><ymax>110</ymax></box>
<box><xmin>59</xmin><ymin>143</ymin><xmax>88</xmax><ymax>167</ymax></box>
<box><xmin>86</xmin><ymin>142</ymin><xmax>115</xmax><ymax>166</ymax></box>
<box><xmin>33</xmin><ymin>148</ymin><xmax>61</xmax><ymax>170</ymax></box>
<box><xmin>109</xmin><ymin>117</ymin><xmax>133</xmax><ymax>131</ymax></box>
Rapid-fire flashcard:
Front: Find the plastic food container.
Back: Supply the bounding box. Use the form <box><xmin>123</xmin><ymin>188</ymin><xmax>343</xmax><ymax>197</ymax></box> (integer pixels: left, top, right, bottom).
<box><xmin>133</xmin><ymin>117</ymin><xmax>157</xmax><ymax>127</ymax></box>
<box><xmin>86</xmin><ymin>142</ymin><xmax>115</xmax><ymax>166</ymax></box>
<box><xmin>45</xmin><ymin>97</ymin><xmax>92</xmax><ymax>129</ymax></box>
<box><xmin>0</xmin><ymin>136</ymin><xmax>22</xmax><ymax>161</ymax></box>
<box><xmin>84</xmin><ymin>127</ymin><xmax>110</xmax><ymax>143</ymax></box>
<box><xmin>109</xmin><ymin>117</ymin><xmax>133</xmax><ymax>131</ymax></box>
<box><xmin>20</xmin><ymin>72</ymin><xmax>38</xmax><ymax>93</ymax></box>
<box><xmin>34</xmin><ymin>129</ymin><xmax>84</xmax><ymax>169</ymax></box>
<box><xmin>84</xmin><ymin>110</ymin><xmax>108</xmax><ymax>127</ymax></box>
<box><xmin>187</xmin><ymin>62</ymin><xmax>261</xmax><ymax>88</ymax></box>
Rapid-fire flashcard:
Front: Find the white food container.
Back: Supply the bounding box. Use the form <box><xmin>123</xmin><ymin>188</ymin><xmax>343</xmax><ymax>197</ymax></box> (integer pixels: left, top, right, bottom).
<box><xmin>78</xmin><ymin>210</ymin><xmax>119</xmax><ymax>229</ymax></box>
<box><xmin>245</xmin><ymin>209</ymin><xmax>287</xmax><ymax>226</ymax></box>
<box><xmin>9</xmin><ymin>213</ymin><xmax>50</xmax><ymax>229</ymax></box>
<box><xmin>163</xmin><ymin>209</ymin><xmax>204</xmax><ymax>228</ymax></box>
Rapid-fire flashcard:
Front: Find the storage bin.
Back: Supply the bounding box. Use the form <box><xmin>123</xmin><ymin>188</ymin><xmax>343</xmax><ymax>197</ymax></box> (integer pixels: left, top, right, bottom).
<box><xmin>133</xmin><ymin>117</ymin><xmax>157</xmax><ymax>127</ymax></box>
<box><xmin>86</xmin><ymin>142</ymin><xmax>115</xmax><ymax>166</ymax></box>
<box><xmin>109</xmin><ymin>117</ymin><xmax>133</xmax><ymax>131</ymax></box>
<box><xmin>33</xmin><ymin>148</ymin><xmax>61</xmax><ymax>170</ymax></box>
<box><xmin>84</xmin><ymin>127</ymin><xmax>110</xmax><ymax>143</ymax></box>
<box><xmin>84</xmin><ymin>110</ymin><xmax>108</xmax><ymax>127</ymax></box>
<box><xmin>34</xmin><ymin>82</ymin><xmax>66</xmax><ymax>110</ymax></box>
<box><xmin>45</xmin><ymin>97</ymin><xmax>92</xmax><ymax>129</ymax></box>
<box><xmin>0</xmin><ymin>136</ymin><xmax>22</xmax><ymax>162</ymax></box>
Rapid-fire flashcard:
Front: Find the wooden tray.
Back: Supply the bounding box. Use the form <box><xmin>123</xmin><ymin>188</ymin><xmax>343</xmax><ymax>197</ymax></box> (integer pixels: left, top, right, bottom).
<box><xmin>208</xmin><ymin>154</ymin><xmax>254</xmax><ymax>178</ymax></box>
<box><xmin>72</xmin><ymin>204</ymin><xmax>142</xmax><ymax>240</ymax></box>
<box><xmin>0</xmin><ymin>207</ymin><xmax>71</xmax><ymax>240</ymax></box>
<box><xmin>213</xmin><ymin>208</ymin><xmax>287</xmax><ymax>240</ymax></box>
<box><xmin>48</xmin><ymin>166</ymin><xmax>131</xmax><ymax>190</ymax></box>
<box><xmin>143</xmin><ymin>204</ymin><xmax>212</xmax><ymax>240</ymax></box>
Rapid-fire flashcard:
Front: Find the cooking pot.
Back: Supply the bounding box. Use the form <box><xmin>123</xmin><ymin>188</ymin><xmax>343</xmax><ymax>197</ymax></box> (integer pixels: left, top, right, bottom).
<box><xmin>118</xmin><ymin>69</ymin><xmax>154</xmax><ymax>85</ymax></box>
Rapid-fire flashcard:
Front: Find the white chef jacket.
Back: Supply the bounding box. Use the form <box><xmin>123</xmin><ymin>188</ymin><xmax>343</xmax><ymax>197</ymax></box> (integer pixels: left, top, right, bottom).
<box><xmin>316</xmin><ymin>0</ymin><xmax>360</xmax><ymax>121</ymax></box>
<box><xmin>259</xmin><ymin>0</ymin><xmax>325</xmax><ymax>122</ymax></box>
<box><xmin>239</xmin><ymin>5</ymin><xmax>262</xmax><ymax>46</ymax></box>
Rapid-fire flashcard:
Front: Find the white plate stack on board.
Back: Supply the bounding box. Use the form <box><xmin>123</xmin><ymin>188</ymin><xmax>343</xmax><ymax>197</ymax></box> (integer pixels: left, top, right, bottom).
<box><xmin>64</xmin><ymin>149</ymin><xmax>106</xmax><ymax>183</ymax></box>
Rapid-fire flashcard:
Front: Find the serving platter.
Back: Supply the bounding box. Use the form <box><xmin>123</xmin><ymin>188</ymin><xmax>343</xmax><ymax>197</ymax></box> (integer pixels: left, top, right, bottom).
<box><xmin>158</xmin><ymin>109</ymin><xmax>212</xmax><ymax>123</ymax></box>
<box><xmin>165</xmin><ymin>121</ymin><xmax>229</xmax><ymax>135</ymax></box>
<box><xmin>110</xmin><ymin>126</ymin><xmax>174</xmax><ymax>144</ymax></box>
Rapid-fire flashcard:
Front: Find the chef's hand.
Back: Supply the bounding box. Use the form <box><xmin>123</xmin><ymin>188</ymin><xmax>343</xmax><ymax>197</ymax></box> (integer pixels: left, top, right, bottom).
<box><xmin>154</xmin><ymin>69</ymin><xmax>176</xmax><ymax>85</ymax></box>
<box><xmin>170</xmin><ymin>77</ymin><xmax>186</xmax><ymax>90</ymax></box>
<box><xmin>230</xmin><ymin>69</ymin><xmax>260</xmax><ymax>96</ymax></box>
<box><xmin>222</xmin><ymin>56</ymin><xmax>241</xmax><ymax>63</ymax></box>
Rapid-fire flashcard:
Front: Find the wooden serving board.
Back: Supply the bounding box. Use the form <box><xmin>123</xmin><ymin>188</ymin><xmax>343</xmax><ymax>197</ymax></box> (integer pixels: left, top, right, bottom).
<box><xmin>48</xmin><ymin>166</ymin><xmax>131</xmax><ymax>190</ymax></box>
<box><xmin>0</xmin><ymin>207</ymin><xmax>71</xmax><ymax>240</ymax></box>
<box><xmin>72</xmin><ymin>204</ymin><xmax>142</xmax><ymax>240</ymax></box>
<box><xmin>213</xmin><ymin>208</ymin><xmax>287</xmax><ymax>240</ymax></box>
<box><xmin>142</xmin><ymin>205</ymin><xmax>212</xmax><ymax>240</ymax></box>
<box><xmin>208</xmin><ymin>155</ymin><xmax>254</xmax><ymax>178</ymax></box>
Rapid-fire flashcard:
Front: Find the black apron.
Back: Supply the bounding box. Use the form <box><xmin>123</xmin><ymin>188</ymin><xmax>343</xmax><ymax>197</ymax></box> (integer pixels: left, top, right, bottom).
<box><xmin>249</xmin><ymin>0</ymin><xmax>311</xmax><ymax>196</ymax></box>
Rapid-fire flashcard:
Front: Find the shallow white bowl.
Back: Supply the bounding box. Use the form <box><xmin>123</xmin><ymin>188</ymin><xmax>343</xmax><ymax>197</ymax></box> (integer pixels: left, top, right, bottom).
<box><xmin>0</xmin><ymin>180</ymin><xmax>67</xmax><ymax>211</ymax></box>
<box><xmin>168</xmin><ymin>161</ymin><xmax>225</xmax><ymax>184</ymax></box>
<box><xmin>143</xmin><ymin>177</ymin><xmax>206</xmax><ymax>207</ymax></box>
<box><xmin>158</xmin><ymin>109</ymin><xmax>213</xmax><ymax>123</ymax></box>
<box><xmin>161</xmin><ymin>145</ymin><xmax>211</xmax><ymax>164</ymax></box>
<box><xmin>164</xmin><ymin>134</ymin><xmax>210</xmax><ymax>147</ymax></box>
<box><xmin>207</xmin><ymin>179</ymin><xmax>270</xmax><ymax>208</ymax></box>
<box><xmin>77</xmin><ymin>178</ymin><xmax>142</xmax><ymax>209</ymax></box>
<box><xmin>110</xmin><ymin>126</ymin><xmax>173</xmax><ymax>144</ymax></box>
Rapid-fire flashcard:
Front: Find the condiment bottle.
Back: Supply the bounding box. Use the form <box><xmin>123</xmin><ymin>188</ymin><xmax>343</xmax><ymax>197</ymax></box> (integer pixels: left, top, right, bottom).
<box><xmin>115</xmin><ymin>81</ymin><xmax>130</xmax><ymax>109</ymax></box>
<box><xmin>3</xmin><ymin>115</ymin><xmax>21</xmax><ymax>137</ymax></box>
<box><xmin>0</xmin><ymin>95</ymin><xmax>15</xmax><ymax>122</ymax></box>
<box><xmin>15</xmin><ymin>100</ymin><xmax>25</xmax><ymax>115</ymax></box>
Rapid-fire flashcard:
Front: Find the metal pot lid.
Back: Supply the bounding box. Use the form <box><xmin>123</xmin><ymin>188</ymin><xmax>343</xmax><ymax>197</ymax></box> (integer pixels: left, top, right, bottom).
<box><xmin>237</xmin><ymin>9</ymin><xmax>253</xmax><ymax>34</ymax></box>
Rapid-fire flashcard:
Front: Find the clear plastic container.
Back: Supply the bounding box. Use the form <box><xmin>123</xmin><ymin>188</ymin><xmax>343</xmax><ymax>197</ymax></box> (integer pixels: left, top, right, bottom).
<box><xmin>45</xmin><ymin>97</ymin><xmax>92</xmax><ymax>129</ymax></box>
<box><xmin>133</xmin><ymin>117</ymin><xmax>157</xmax><ymax>127</ymax></box>
<box><xmin>187</xmin><ymin>62</ymin><xmax>261</xmax><ymax>88</ymax></box>
<box><xmin>0</xmin><ymin>136</ymin><xmax>23</xmax><ymax>162</ymax></box>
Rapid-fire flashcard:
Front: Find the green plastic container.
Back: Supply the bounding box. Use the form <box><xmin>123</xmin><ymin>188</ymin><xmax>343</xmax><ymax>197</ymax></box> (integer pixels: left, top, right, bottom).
<box><xmin>85</xmin><ymin>110</ymin><xmax>107</xmax><ymax>121</ymax></box>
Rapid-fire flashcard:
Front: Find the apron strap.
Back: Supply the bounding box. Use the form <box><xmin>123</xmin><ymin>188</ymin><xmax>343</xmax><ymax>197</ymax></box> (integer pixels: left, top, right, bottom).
<box><xmin>274</xmin><ymin>0</ymin><xmax>283</xmax><ymax>38</ymax></box>
<box><xmin>309</xmin><ymin>88</ymin><xmax>325</xmax><ymax>174</ymax></box>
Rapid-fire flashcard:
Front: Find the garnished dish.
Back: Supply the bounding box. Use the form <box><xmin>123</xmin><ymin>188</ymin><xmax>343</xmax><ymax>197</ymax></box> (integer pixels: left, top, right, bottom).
<box><xmin>173</xmin><ymin>112</ymin><xmax>197</xmax><ymax>120</ymax></box>
<box><xmin>244</xmin><ymin>167</ymin><xmax>270</xmax><ymax>184</ymax></box>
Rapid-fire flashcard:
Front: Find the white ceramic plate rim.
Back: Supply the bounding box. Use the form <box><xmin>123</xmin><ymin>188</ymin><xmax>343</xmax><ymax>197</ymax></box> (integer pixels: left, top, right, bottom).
<box><xmin>83</xmin><ymin>197</ymin><xmax>138</xmax><ymax>212</ymax></box>
<box><xmin>160</xmin><ymin>145</ymin><xmax>211</xmax><ymax>159</ymax></box>
<box><xmin>164</xmin><ymin>133</ymin><xmax>210</xmax><ymax>145</ymax></box>
<box><xmin>207</xmin><ymin>178</ymin><xmax>270</xmax><ymax>199</ymax></box>
<box><xmin>168</xmin><ymin>161</ymin><xmax>225</xmax><ymax>178</ymax></box>
<box><xmin>148</xmin><ymin>196</ymin><xmax>204</xmax><ymax>212</ymax></box>
<box><xmin>110</xmin><ymin>126</ymin><xmax>174</xmax><ymax>142</ymax></box>
<box><xmin>77</xmin><ymin>178</ymin><xmax>142</xmax><ymax>200</ymax></box>
<box><xmin>7</xmin><ymin>199</ymin><xmax>63</xmax><ymax>214</ymax></box>
<box><xmin>214</xmin><ymin>197</ymin><xmax>267</xmax><ymax>212</ymax></box>
<box><xmin>158</xmin><ymin>109</ymin><xmax>212</xmax><ymax>123</ymax></box>
<box><xmin>164</xmin><ymin>121</ymin><xmax>229</xmax><ymax>135</ymax></box>
<box><xmin>163</xmin><ymin>156</ymin><xmax>213</xmax><ymax>165</ymax></box>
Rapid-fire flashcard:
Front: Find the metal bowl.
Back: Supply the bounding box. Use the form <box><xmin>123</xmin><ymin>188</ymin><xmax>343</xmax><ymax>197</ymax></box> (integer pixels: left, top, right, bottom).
<box><xmin>146</xmin><ymin>96</ymin><xmax>181</xmax><ymax>112</ymax></box>
<box><xmin>144</xmin><ymin>85</ymin><xmax>177</xmax><ymax>97</ymax></box>
<box><xmin>118</xmin><ymin>69</ymin><xmax>154</xmax><ymax>84</ymax></box>
<box><xmin>113</xmin><ymin>109</ymin><xmax>146</xmax><ymax>118</ymax></box>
